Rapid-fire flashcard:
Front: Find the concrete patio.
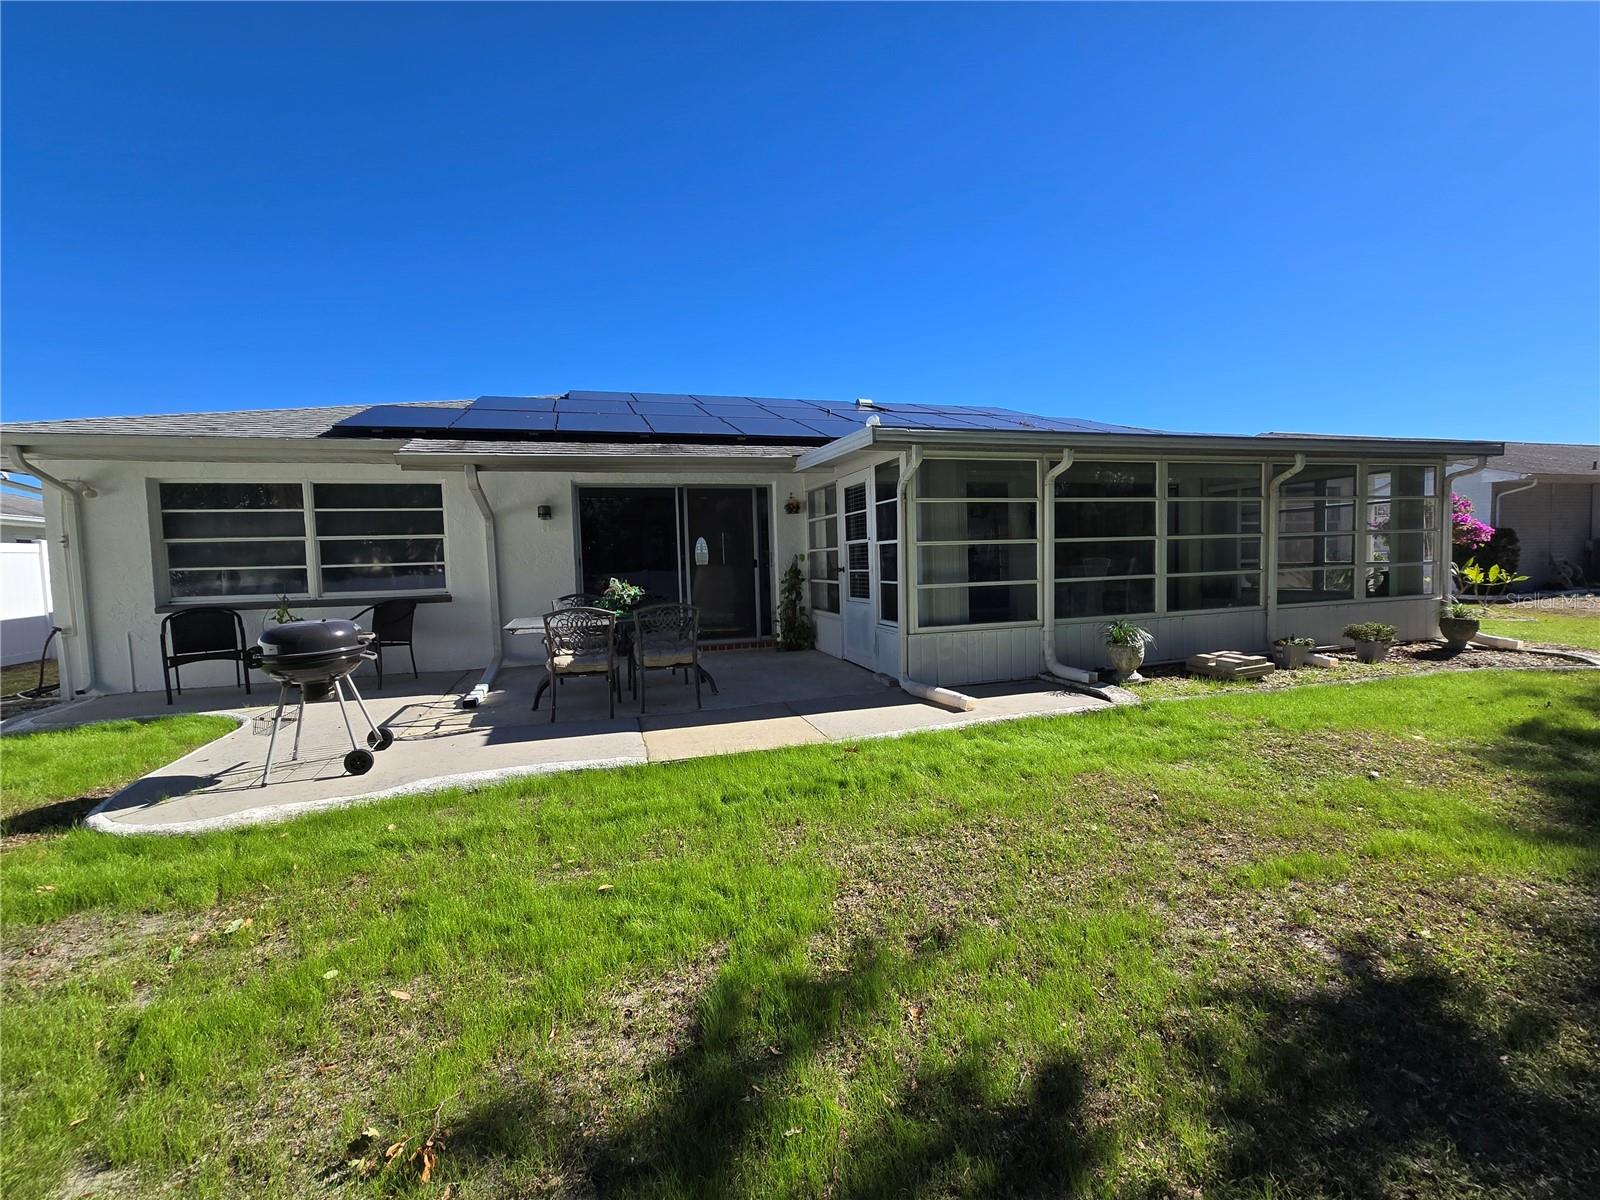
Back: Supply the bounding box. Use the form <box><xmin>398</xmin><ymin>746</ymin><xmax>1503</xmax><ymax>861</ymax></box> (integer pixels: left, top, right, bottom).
<box><xmin>8</xmin><ymin>650</ymin><xmax>1110</xmax><ymax>834</ymax></box>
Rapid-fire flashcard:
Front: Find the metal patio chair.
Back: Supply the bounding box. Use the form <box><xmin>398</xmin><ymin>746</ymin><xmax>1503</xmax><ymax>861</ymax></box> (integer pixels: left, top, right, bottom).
<box><xmin>631</xmin><ymin>602</ymin><xmax>701</xmax><ymax>713</ymax></box>
<box><xmin>351</xmin><ymin>598</ymin><xmax>418</xmax><ymax>689</ymax></box>
<box><xmin>552</xmin><ymin>592</ymin><xmax>601</xmax><ymax>610</ymax></box>
<box><xmin>159</xmin><ymin>607</ymin><xmax>252</xmax><ymax>706</ymax></box>
<box><xmin>541</xmin><ymin>606</ymin><xmax>619</xmax><ymax>721</ymax></box>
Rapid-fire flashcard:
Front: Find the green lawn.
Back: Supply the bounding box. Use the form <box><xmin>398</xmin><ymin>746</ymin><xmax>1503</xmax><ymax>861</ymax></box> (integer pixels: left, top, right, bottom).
<box><xmin>1478</xmin><ymin>604</ymin><xmax>1600</xmax><ymax>651</ymax></box>
<box><xmin>1</xmin><ymin>673</ymin><xmax>1597</xmax><ymax>1198</ymax></box>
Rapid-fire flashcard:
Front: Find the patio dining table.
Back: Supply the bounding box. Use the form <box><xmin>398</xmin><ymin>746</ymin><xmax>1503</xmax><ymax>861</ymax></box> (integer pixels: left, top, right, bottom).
<box><xmin>503</xmin><ymin>615</ymin><xmax>719</xmax><ymax>711</ymax></box>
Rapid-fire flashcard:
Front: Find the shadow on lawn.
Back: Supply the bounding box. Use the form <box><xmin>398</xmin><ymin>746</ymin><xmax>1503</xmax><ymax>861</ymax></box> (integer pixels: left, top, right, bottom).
<box><xmin>1182</xmin><ymin>935</ymin><xmax>1600</xmax><ymax>1197</ymax></box>
<box><xmin>0</xmin><ymin>792</ymin><xmax>102</xmax><ymax>842</ymax></box>
<box><xmin>450</xmin><ymin>932</ymin><xmax>1108</xmax><ymax>1197</ymax></box>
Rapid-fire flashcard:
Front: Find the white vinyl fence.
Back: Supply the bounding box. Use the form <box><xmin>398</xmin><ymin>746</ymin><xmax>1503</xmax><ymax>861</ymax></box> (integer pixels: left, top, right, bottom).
<box><xmin>1</xmin><ymin>541</ymin><xmax>56</xmax><ymax>668</ymax></box>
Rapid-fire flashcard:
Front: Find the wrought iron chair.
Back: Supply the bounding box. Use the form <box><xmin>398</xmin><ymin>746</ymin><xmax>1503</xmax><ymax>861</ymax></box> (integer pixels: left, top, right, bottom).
<box><xmin>350</xmin><ymin>599</ymin><xmax>418</xmax><ymax>689</ymax></box>
<box><xmin>631</xmin><ymin>603</ymin><xmax>701</xmax><ymax>712</ymax></box>
<box><xmin>541</xmin><ymin>606</ymin><xmax>619</xmax><ymax>721</ymax></box>
<box><xmin>160</xmin><ymin>607</ymin><xmax>251</xmax><ymax>706</ymax></box>
<box><xmin>552</xmin><ymin>592</ymin><xmax>601</xmax><ymax>610</ymax></box>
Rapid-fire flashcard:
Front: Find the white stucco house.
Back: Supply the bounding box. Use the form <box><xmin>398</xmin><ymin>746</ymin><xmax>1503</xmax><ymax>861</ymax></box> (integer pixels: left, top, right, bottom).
<box><xmin>0</xmin><ymin>391</ymin><xmax>1502</xmax><ymax>703</ymax></box>
<box><xmin>1451</xmin><ymin>441</ymin><xmax>1600</xmax><ymax>589</ymax></box>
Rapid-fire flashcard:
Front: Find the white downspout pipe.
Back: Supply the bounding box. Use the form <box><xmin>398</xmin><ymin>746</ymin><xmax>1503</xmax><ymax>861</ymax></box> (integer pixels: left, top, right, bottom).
<box><xmin>895</xmin><ymin>447</ymin><xmax>975</xmax><ymax>711</ymax></box>
<box><xmin>1264</xmin><ymin>453</ymin><xmax>1306</xmax><ymax>643</ymax></box>
<box><xmin>1038</xmin><ymin>450</ymin><xmax>1098</xmax><ymax>685</ymax></box>
<box><xmin>1492</xmin><ymin>478</ymin><xmax>1537</xmax><ymax>528</ymax></box>
<box><xmin>9</xmin><ymin>448</ymin><xmax>97</xmax><ymax>699</ymax></box>
<box><xmin>459</xmin><ymin>465</ymin><xmax>503</xmax><ymax>707</ymax></box>
<box><xmin>1442</xmin><ymin>455</ymin><xmax>1490</xmax><ymax>599</ymax></box>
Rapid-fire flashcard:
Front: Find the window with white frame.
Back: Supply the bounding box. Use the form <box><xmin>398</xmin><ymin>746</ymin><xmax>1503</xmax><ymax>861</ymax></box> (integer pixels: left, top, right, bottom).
<box><xmin>1165</xmin><ymin>462</ymin><xmax>1263</xmax><ymax>611</ymax></box>
<box><xmin>915</xmin><ymin>459</ymin><xmax>1038</xmax><ymax>627</ymax></box>
<box><xmin>1364</xmin><ymin>465</ymin><xmax>1436</xmax><ymax>598</ymax></box>
<box><xmin>1053</xmin><ymin>461</ymin><xmax>1156</xmax><ymax>618</ymax></box>
<box><xmin>158</xmin><ymin>481</ymin><xmax>446</xmax><ymax>600</ymax></box>
<box><xmin>875</xmin><ymin>461</ymin><xmax>899</xmax><ymax>623</ymax></box>
<box><xmin>805</xmin><ymin>483</ymin><xmax>840</xmax><ymax>614</ymax></box>
<box><xmin>1276</xmin><ymin>464</ymin><xmax>1357</xmax><ymax>604</ymax></box>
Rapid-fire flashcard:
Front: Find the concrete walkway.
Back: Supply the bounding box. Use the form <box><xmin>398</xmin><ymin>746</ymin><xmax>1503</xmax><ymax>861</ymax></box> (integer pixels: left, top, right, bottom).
<box><xmin>8</xmin><ymin>651</ymin><xmax>1109</xmax><ymax>834</ymax></box>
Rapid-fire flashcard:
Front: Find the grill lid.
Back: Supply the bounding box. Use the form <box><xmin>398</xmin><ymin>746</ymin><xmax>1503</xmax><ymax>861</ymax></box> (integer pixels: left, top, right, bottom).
<box><xmin>258</xmin><ymin>618</ymin><xmax>367</xmax><ymax>658</ymax></box>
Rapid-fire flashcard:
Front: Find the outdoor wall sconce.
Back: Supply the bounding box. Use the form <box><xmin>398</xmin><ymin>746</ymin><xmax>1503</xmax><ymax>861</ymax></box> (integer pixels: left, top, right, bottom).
<box><xmin>537</xmin><ymin>504</ymin><xmax>553</xmax><ymax>520</ymax></box>
<box><xmin>784</xmin><ymin>493</ymin><xmax>803</xmax><ymax>515</ymax></box>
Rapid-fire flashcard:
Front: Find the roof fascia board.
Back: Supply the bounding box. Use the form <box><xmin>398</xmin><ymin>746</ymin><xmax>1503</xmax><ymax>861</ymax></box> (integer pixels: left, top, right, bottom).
<box><xmin>815</xmin><ymin>428</ymin><xmax>1503</xmax><ymax>461</ymax></box>
<box><xmin>0</xmin><ymin>434</ymin><xmax>407</xmax><ymax>466</ymax></box>
<box><xmin>795</xmin><ymin>426</ymin><xmax>876</xmax><ymax>471</ymax></box>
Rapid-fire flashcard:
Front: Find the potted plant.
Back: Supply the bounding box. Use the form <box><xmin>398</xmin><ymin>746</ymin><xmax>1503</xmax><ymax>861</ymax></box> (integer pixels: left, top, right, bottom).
<box><xmin>1342</xmin><ymin>621</ymin><xmax>1398</xmax><ymax>664</ymax></box>
<box><xmin>1272</xmin><ymin>635</ymin><xmax>1316</xmax><ymax>670</ymax></box>
<box><xmin>1103</xmin><ymin>619</ymin><xmax>1155</xmax><ymax>683</ymax></box>
<box><xmin>596</xmin><ymin>577</ymin><xmax>646</xmax><ymax>615</ymax></box>
<box><xmin>1438</xmin><ymin>600</ymin><xmax>1482</xmax><ymax>652</ymax></box>
<box><xmin>776</xmin><ymin>556</ymin><xmax>815</xmax><ymax>651</ymax></box>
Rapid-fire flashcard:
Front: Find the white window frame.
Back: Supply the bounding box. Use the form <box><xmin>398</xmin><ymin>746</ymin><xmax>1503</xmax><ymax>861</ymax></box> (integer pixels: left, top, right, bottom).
<box><xmin>1360</xmin><ymin>462</ymin><xmax>1439</xmax><ymax>600</ymax></box>
<box><xmin>873</xmin><ymin>461</ymin><xmax>899</xmax><ymax>626</ymax></box>
<box><xmin>1163</xmin><ymin>460</ymin><xmax>1266</xmax><ymax>615</ymax></box>
<box><xmin>1275</xmin><ymin>462</ymin><xmax>1359</xmax><ymax>606</ymax></box>
<box><xmin>1052</xmin><ymin>459</ymin><xmax>1158</xmax><ymax>620</ymax></box>
<box><xmin>911</xmin><ymin>454</ymin><xmax>1041</xmax><ymax>632</ymax></box>
<box><xmin>805</xmin><ymin>482</ymin><xmax>840</xmax><ymax>615</ymax></box>
<box><xmin>155</xmin><ymin>479</ymin><xmax>448</xmax><ymax>604</ymax></box>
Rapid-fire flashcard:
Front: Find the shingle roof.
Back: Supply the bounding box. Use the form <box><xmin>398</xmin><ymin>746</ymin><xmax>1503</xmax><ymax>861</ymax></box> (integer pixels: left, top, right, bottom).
<box><xmin>0</xmin><ymin>492</ymin><xmax>44</xmax><ymax>520</ymax></box>
<box><xmin>1483</xmin><ymin>441</ymin><xmax>1600</xmax><ymax>477</ymax></box>
<box><xmin>1</xmin><ymin>400</ymin><xmax>468</xmax><ymax>440</ymax></box>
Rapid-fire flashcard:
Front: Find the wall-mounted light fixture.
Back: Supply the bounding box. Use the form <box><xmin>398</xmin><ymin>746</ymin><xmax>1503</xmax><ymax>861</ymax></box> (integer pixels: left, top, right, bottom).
<box><xmin>536</xmin><ymin>504</ymin><xmax>553</xmax><ymax>521</ymax></box>
<box><xmin>784</xmin><ymin>493</ymin><xmax>803</xmax><ymax>515</ymax></box>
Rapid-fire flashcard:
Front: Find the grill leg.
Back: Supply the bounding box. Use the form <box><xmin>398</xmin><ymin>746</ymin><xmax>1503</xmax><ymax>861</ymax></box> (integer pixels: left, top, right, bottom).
<box><xmin>291</xmin><ymin>686</ymin><xmax>306</xmax><ymax>762</ymax></box>
<box><xmin>331</xmin><ymin>678</ymin><xmax>362</xmax><ymax>752</ymax></box>
<box><xmin>343</xmin><ymin>676</ymin><xmax>382</xmax><ymax>740</ymax></box>
<box><xmin>260</xmin><ymin>683</ymin><xmax>289</xmax><ymax>788</ymax></box>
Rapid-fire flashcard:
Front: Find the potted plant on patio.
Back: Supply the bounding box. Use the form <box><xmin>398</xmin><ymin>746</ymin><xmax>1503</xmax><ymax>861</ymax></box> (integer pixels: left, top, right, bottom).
<box><xmin>596</xmin><ymin>577</ymin><xmax>646</xmax><ymax>616</ymax></box>
<box><xmin>1437</xmin><ymin>600</ymin><xmax>1482</xmax><ymax>652</ymax></box>
<box><xmin>1103</xmin><ymin>619</ymin><xmax>1155</xmax><ymax>683</ymax></box>
<box><xmin>776</xmin><ymin>556</ymin><xmax>815</xmax><ymax>651</ymax></box>
<box><xmin>1342</xmin><ymin>621</ymin><xmax>1398</xmax><ymax>664</ymax></box>
<box><xmin>1272</xmin><ymin>635</ymin><xmax>1316</xmax><ymax>670</ymax></box>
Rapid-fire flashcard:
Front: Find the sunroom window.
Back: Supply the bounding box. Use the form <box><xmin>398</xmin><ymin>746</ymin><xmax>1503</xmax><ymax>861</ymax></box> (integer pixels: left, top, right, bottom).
<box><xmin>915</xmin><ymin>459</ymin><xmax>1038</xmax><ymax>627</ymax></box>
<box><xmin>1364</xmin><ymin>466</ymin><xmax>1436</xmax><ymax>598</ymax></box>
<box><xmin>1165</xmin><ymin>463</ymin><xmax>1263</xmax><ymax>611</ymax></box>
<box><xmin>805</xmin><ymin>484</ymin><xmax>839</xmax><ymax>614</ymax></box>
<box><xmin>875</xmin><ymin>462</ymin><xmax>899</xmax><ymax>623</ymax></box>
<box><xmin>1053</xmin><ymin>461</ymin><xmax>1156</xmax><ymax>618</ymax></box>
<box><xmin>1276</xmin><ymin>464</ymin><xmax>1357</xmax><ymax>604</ymax></box>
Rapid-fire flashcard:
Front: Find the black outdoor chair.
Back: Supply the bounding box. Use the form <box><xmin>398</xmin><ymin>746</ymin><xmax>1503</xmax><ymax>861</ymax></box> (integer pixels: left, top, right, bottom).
<box><xmin>540</xmin><ymin>606</ymin><xmax>619</xmax><ymax>721</ymax></box>
<box><xmin>552</xmin><ymin>592</ymin><xmax>601</xmax><ymax>610</ymax></box>
<box><xmin>160</xmin><ymin>607</ymin><xmax>251</xmax><ymax>706</ymax></box>
<box><xmin>631</xmin><ymin>603</ymin><xmax>701</xmax><ymax>713</ymax></box>
<box><xmin>351</xmin><ymin>599</ymin><xmax>418</xmax><ymax>689</ymax></box>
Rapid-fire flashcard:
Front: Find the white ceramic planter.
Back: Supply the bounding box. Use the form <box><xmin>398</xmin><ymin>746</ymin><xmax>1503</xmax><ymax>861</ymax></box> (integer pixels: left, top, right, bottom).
<box><xmin>1104</xmin><ymin>643</ymin><xmax>1146</xmax><ymax>683</ymax></box>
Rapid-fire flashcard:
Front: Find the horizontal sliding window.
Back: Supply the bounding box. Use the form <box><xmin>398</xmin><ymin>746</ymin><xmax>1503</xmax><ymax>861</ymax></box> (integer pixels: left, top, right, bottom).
<box><xmin>914</xmin><ymin>459</ymin><xmax>1038</xmax><ymax>628</ymax></box>
<box><xmin>1051</xmin><ymin>460</ymin><xmax>1157</xmax><ymax>618</ymax></box>
<box><xmin>1166</xmin><ymin>463</ymin><xmax>1263</xmax><ymax>612</ymax></box>
<box><xmin>159</xmin><ymin>480</ymin><xmax>447</xmax><ymax>602</ymax></box>
<box><xmin>159</xmin><ymin>482</ymin><xmax>308</xmax><ymax>600</ymax></box>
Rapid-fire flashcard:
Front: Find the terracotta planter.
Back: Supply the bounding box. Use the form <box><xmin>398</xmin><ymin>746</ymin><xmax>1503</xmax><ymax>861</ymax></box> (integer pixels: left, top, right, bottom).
<box><xmin>1104</xmin><ymin>643</ymin><xmax>1146</xmax><ymax>683</ymax></box>
<box><xmin>1438</xmin><ymin>616</ymin><xmax>1480</xmax><ymax>652</ymax></box>
<box><xmin>1353</xmin><ymin>639</ymin><xmax>1392</xmax><ymax>664</ymax></box>
<box><xmin>1273</xmin><ymin>643</ymin><xmax>1311</xmax><ymax>670</ymax></box>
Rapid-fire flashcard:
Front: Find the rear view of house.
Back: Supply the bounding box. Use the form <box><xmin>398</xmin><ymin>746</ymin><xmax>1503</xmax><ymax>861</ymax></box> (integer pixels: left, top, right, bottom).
<box><xmin>0</xmin><ymin>391</ymin><xmax>1502</xmax><ymax>702</ymax></box>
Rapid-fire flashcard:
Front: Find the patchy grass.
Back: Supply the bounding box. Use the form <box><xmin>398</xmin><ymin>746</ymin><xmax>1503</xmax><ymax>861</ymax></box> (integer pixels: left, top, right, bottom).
<box><xmin>0</xmin><ymin>716</ymin><xmax>236</xmax><ymax>840</ymax></box>
<box><xmin>1</xmin><ymin>658</ymin><xmax>59</xmax><ymax>720</ymax></box>
<box><xmin>1479</xmin><ymin>601</ymin><xmax>1600</xmax><ymax>651</ymax></box>
<box><xmin>1</xmin><ymin>671</ymin><xmax>1597</xmax><ymax>1198</ymax></box>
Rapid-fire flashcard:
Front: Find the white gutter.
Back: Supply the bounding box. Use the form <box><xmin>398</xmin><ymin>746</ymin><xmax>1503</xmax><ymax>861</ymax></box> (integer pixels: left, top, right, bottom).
<box><xmin>1038</xmin><ymin>450</ymin><xmax>1098</xmax><ymax>686</ymax></box>
<box><xmin>1442</xmin><ymin>455</ymin><xmax>1490</xmax><ymax>598</ymax></box>
<box><xmin>1264</xmin><ymin>453</ymin><xmax>1307</xmax><ymax>641</ymax></box>
<box><xmin>895</xmin><ymin>447</ymin><xmax>975</xmax><ymax>711</ymax></box>
<box><xmin>460</xmin><ymin>465</ymin><xmax>503</xmax><ymax>708</ymax></box>
<box><xmin>1492</xmin><ymin>477</ymin><xmax>1538</xmax><ymax>527</ymax></box>
<box><xmin>9</xmin><ymin>448</ymin><xmax>97</xmax><ymax>698</ymax></box>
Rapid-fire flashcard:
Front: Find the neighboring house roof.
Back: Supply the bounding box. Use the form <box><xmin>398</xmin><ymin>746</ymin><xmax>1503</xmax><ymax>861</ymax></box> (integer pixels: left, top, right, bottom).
<box><xmin>0</xmin><ymin>491</ymin><xmax>45</xmax><ymax>524</ymax></box>
<box><xmin>1476</xmin><ymin>440</ymin><xmax>1600</xmax><ymax>478</ymax></box>
<box><xmin>0</xmin><ymin>399</ymin><xmax>468</xmax><ymax>441</ymax></box>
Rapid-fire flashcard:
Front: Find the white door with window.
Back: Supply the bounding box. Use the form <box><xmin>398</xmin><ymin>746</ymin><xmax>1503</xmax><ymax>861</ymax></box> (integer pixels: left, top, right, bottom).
<box><xmin>840</xmin><ymin>470</ymin><xmax>876</xmax><ymax>668</ymax></box>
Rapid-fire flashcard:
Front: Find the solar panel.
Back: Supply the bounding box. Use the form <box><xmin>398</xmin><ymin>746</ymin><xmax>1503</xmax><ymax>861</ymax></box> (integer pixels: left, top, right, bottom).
<box><xmin>627</xmin><ymin>400</ymin><xmax>704</xmax><ymax>415</ymax></box>
<box><xmin>555</xmin><ymin>411</ymin><xmax>651</xmax><ymax>434</ymax></box>
<box><xmin>557</xmin><ymin>397</ymin><xmax>635</xmax><ymax>414</ymax></box>
<box><xmin>565</xmin><ymin>390</ymin><xmax>634</xmax><ymax>403</ymax></box>
<box><xmin>332</xmin><ymin>405</ymin><xmax>461</xmax><ymax>433</ymax></box>
<box><xmin>628</xmin><ymin>392</ymin><xmax>699</xmax><ymax>405</ymax></box>
<box><xmin>642</xmin><ymin>413</ymin><xmax>739</xmax><ymax>436</ymax></box>
<box><xmin>697</xmin><ymin>402</ymin><xmax>764</xmax><ymax>417</ymax></box>
<box><xmin>724</xmin><ymin>415</ymin><xmax>830</xmax><ymax>440</ymax></box>
<box><xmin>472</xmin><ymin>395</ymin><xmax>556</xmax><ymax>411</ymax></box>
<box><xmin>795</xmin><ymin>415</ymin><xmax>863</xmax><ymax>437</ymax></box>
<box><xmin>449</xmin><ymin>408</ymin><xmax>558</xmax><ymax>434</ymax></box>
<box><xmin>873</xmin><ymin>410</ymin><xmax>978</xmax><ymax>430</ymax></box>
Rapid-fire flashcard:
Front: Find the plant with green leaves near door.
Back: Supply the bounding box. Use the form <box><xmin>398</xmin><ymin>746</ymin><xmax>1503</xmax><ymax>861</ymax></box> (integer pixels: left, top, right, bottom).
<box><xmin>777</xmin><ymin>556</ymin><xmax>815</xmax><ymax>651</ymax></box>
<box><xmin>596</xmin><ymin>578</ymin><xmax>646</xmax><ymax>615</ymax></box>
<box><xmin>1103</xmin><ymin>619</ymin><xmax>1155</xmax><ymax>683</ymax></box>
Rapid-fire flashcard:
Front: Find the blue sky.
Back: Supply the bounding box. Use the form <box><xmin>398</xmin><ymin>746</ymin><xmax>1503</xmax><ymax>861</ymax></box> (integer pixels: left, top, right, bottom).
<box><xmin>3</xmin><ymin>2</ymin><xmax>1596</xmax><ymax>441</ymax></box>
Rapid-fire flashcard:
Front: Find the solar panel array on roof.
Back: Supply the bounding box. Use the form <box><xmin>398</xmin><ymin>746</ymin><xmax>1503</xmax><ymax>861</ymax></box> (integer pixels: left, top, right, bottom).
<box><xmin>328</xmin><ymin>391</ymin><xmax>1158</xmax><ymax>443</ymax></box>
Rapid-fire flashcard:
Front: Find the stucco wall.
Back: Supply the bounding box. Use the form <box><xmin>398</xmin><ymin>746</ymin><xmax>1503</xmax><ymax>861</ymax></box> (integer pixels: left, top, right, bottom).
<box><xmin>1493</xmin><ymin>481</ymin><xmax>1599</xmax><ymax>587</ymax></box>
<box><xmin>35</xmin><ymin>456</ymin><xmax>803</xmax><ymax>696</ymax></box>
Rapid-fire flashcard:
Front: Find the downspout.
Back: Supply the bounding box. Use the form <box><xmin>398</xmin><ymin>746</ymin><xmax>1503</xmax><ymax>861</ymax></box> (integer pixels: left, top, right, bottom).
<box><xmin>895</xmin><ymin>446</ymin><xmax>975</xmax><ymax>711</ymax></box>
<box><xmin>1038</xmin><ymin>450</ymin><xmax>1097</xmax><ymax>685</ymax></box>
<box><xmin>1492</xmin><ymin>478</ymin><xmax>1537</xmax><ymax>528</ymax></box>
<box><xmin>1442</xmin><ymin>455</ymin><xmax>1489</xmax><ymax>598</ymax></box>
<box><xmin>9</xmin><ymin>448</ymin><xmax>97</xmax><ymax>698</ymax></box>
<box><xmin>1264</xmin><ymin>454</ymin><xmax>1306</xmax><ymax>643</ymax></box>
<box><xmin>459</xmin><ymin>465</ymin><xmax>503</xmax><ymax>707</ymax></box>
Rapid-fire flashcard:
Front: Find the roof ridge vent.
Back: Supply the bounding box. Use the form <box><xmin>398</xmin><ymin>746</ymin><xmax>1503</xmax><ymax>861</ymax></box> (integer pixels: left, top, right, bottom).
<box><xmin>855</xmin><ymin>397</ymin><xmax>876</xmax><ymax>409</ymax></box>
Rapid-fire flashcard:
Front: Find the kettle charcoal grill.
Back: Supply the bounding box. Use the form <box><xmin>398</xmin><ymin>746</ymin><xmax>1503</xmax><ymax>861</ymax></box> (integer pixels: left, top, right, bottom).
<box><xmin>249</xmin><ymin>619</ymin><xmax>395</xmax><ymax>786</ymax></box>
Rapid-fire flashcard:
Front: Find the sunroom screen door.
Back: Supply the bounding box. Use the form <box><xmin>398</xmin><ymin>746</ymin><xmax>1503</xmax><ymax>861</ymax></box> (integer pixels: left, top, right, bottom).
<box><xmin>840</xmin><ymin>471</ymin><xmax>876</xmax><ymax>668</ymax></box>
